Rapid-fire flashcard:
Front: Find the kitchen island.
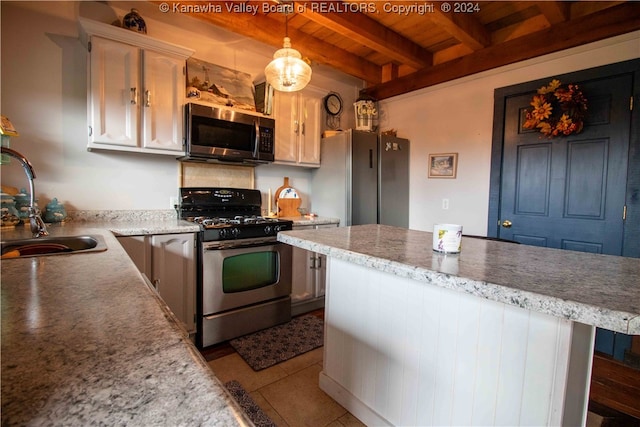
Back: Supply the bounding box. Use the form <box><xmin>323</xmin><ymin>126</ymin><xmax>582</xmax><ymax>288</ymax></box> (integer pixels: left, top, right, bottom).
<box><xmin>278</xmin><ymin>224</ymin><xmax>640</xmax><ymax>427</ymax></box>
<box><xmin>0</xmin><ymin>218</ymin><xmax>249</xmax><ymax>426</ymax></box>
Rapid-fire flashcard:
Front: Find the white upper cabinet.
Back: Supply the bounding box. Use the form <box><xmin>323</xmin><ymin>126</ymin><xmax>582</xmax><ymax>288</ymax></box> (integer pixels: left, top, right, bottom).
<box><xmin>88</xmin><ymin>37</ymin><xmax>140</xmax><ymax>148</ymax></box>
<box><xmin>141</xmin><ymin>50</ymin><xmax>185</xmax><ymax>151</ymax></box>
<box><xmin>80</xmin><ymin>18</ymin><xmax>194</xmax><ymax>156</ymax></box>
<box><xmin>273</xmin><ymin>85</ymin><xmax>324</xmax><ymax>167</ymax></box>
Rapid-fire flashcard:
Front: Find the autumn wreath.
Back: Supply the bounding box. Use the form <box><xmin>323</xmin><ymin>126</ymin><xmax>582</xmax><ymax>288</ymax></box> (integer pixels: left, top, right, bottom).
<box><xmin>524</xmin><ymin>79</ymin><xmax>588</xmax><ymax>138</ymax></box>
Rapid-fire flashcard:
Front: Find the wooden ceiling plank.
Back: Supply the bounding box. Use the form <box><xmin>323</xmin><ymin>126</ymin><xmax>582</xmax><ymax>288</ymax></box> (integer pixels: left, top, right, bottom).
<box><xmin>491</xmin><ymin>15</ymin><xmax>551</xmax><ymax>45</ymax></box>
<box><xmin>362</xmin><ymin>2</ymin><xmax>640</xmax><ymax>100</ymax></box>
<box><xmin>155</xmin><ymin>1</ymin><xmax>382</xmax><ymax>84</ymax></box>
<box><xmin>299</xmin><ymin>3</ymin><xmax>433</xmax><ymax>69</ymax></box>
<box><xmin>537</xmin><ymin>1</ymin><xmax>570</xmax><ymax>25</ymax></box>
<box><xmin>428</xmin><ymin>7</ymin><xmax>492</xmax><ymax>51</ymax></box>
<box><xmin>381</xmin><ymin>63</ymin><xmax>399</xmax><ymax>83</ymax></box>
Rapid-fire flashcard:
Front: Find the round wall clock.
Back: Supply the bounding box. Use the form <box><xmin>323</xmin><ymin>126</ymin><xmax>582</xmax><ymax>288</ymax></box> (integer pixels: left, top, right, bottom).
<box><xmin>323</xmin><ymin>92</ymin><xmax>343</xmax><ymax>117</ymax></box>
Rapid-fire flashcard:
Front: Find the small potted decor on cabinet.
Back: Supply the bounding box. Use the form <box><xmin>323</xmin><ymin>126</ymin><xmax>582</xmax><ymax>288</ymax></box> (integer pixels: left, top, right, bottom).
<box><xmin>354</xmin><ymin>96</ymin><xmax>378</xmax><ymax>132</ymax></box>
<box><xmin>123</xmin><ymin>9</ymin><xmax>147</xmax><ymax>34</ymax></box>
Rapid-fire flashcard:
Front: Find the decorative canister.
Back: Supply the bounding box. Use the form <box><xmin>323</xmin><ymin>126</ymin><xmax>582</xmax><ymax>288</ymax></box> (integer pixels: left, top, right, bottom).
<box><xmin>14</xmin><ymin>187</ymin><xmax>31</xmax><ymax>220</ymax></box>
<box><xmin>44</xmin><ymin>198</ymin><xmax>67</xmax><ymax>223</ymax></box>
<box><xmin>432</xmin><ymin>223</ymin><xmax>463</xmax><ymax>254</ymax></box>
<box><xmin>1</xmin><ymin>192</ymin><xmax>20</xmax><ymax>227</ymax></box>
<box><xmin>123</xmin><ymin>8</ymin><xmax>147</xmax><ymax>34</ymax></box>
<box><xmin>354</xmin><ymin>97</ymin><xmax>377</xmax><ymax>131</ymax></box>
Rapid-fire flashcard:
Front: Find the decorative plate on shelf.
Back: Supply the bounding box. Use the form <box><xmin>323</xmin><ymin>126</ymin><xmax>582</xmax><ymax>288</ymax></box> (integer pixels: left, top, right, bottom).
<box><xmin>279</xmin><ymin>188</ymin><xmax>299</xmax><ymax>199</ymax></box>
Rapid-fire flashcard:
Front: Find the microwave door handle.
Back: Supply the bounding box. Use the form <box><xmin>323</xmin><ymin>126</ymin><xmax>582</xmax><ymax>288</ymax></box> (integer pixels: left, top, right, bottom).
<box><xmin>253</xmin><ymin>120</ymin><xmax>260</xmax><ymax>158</ymax></box>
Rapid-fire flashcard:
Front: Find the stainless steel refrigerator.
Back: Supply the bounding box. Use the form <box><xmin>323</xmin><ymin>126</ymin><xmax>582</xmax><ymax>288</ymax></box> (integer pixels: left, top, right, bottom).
<box><xmin>311</xmin><ymin>129</ymin><xmax>409</xmax><ymax>227</ymax></box>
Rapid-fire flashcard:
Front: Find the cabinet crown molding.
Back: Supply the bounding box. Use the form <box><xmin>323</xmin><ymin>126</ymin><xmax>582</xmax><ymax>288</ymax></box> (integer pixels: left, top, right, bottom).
<box><xmin>79</xmin><ymin>17</ymin><xmax>194</xmax><ymax>59</ymax></box>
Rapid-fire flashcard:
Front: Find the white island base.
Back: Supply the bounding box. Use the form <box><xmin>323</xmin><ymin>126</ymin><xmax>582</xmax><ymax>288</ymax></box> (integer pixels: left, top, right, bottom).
<box><xmin>320</xmin><ymin>258</ymin><xmax>594</xmax><ymax>426</ymax></box>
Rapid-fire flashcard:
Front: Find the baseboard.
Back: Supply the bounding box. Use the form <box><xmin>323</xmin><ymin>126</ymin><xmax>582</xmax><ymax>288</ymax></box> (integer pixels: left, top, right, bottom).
<box><xmin>319</xmin><ymin>371</ymin><xmax>392</xmax><ymax>427</ymax></box>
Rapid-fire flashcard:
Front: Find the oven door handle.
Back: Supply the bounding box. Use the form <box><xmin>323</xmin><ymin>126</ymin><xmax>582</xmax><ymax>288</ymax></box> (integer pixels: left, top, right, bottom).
<box><xmin>203</xmin><ymin>238</ymin><xmax>278</xmax><ymax>251</ymax></box>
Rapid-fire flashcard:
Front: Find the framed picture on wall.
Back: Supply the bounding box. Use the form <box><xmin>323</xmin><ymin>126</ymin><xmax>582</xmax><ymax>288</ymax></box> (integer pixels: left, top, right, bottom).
<box><xmin>428</xmin><ymin>153</ymin><xmax>458</xmax><ymax>178</ymax></box>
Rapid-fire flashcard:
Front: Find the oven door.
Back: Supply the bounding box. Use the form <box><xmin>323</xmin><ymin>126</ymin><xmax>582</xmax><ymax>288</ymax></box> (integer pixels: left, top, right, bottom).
<box><xmin>202</xmin><ymin>238</ymin><xmax>292</xmax><ymax>315</ymax></box>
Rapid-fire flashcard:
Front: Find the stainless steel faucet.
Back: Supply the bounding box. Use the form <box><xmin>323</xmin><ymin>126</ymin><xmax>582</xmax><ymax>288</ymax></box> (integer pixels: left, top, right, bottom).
<box><xmin>1</xmin><ymin>147</ymin><xmax>49</xmax><ymax>237</ymax></box>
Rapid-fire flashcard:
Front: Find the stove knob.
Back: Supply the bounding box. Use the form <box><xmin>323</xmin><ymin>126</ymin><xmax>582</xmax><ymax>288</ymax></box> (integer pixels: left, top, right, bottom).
<box><xmin>231</xmin><ymin>227</ymin><xmax>240</xmax><ymax>238</ymax></box>
<box><xmin>264</xmin><ymin>225</ymin><xmax>273</xmax><ymax>235</ymax></box>
<box><xmin>219</xmin><ymin>229</ymin><xmax>228</xmax><ymax>239</ymax></box>
<box><xmin>274</xmin><ymin>225</ymin><xmax>283</xmax><ymax>233</ymax></box>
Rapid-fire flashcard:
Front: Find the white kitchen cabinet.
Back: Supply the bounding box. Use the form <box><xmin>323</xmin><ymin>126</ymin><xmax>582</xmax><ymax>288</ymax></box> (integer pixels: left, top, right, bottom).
<box><xmin>290</xmin><ymin>223</ymin><xmax>337</xmax><ymax>315</ymax></box>
<box><xmin>118</xmin><ymin>233</ymin><xmax>196</xmax><ymax>334</ymax></box>
<box><xmin>273</xmin><ymin>85</ymin><xmax>324</xmax><ymax>167</ymax></box>
<box><xmin>80</xmin><ymin>18</ymin><xmax>193</xmax><ymax>155</ymax></box>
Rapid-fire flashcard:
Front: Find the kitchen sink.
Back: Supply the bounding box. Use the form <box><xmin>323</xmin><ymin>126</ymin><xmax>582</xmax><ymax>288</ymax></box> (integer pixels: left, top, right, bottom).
<box><xmin>1</xmin><ymin>235</ymin><xmax>108</xmax><ymax>259</ymax></box>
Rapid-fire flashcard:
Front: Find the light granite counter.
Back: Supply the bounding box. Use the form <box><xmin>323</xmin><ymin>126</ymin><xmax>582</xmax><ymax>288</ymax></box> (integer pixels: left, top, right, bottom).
<box><xmin>278</xmin><ymin>224</ymin><xmax>640</xmax><ymax>334</ymax></box>
<box><xmin>279</xmin><ymin>224</ymin><xmax>640</xmax><ymax>426</ymax></box>
<box><xmin>1</xmin><ymin>217</ymin><xmax>250</xmax><ymax>426</ymax></box>
<box><xmin>279</xmin><ymin>216</ymin><xmax>340</xmax><ymax>228</ymax></box>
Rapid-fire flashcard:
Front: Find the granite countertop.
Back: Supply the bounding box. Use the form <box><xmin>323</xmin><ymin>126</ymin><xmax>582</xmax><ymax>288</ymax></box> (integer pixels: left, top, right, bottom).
<box><xmin>280</xmin><ymin>216</ymin><xmax>340</xmax><ymax>227</ymax></box>
<box><xmin>1</xmin><ymin>217</ymin><xmax>250</xmax><ymax>426</ymax></box>
<box><xmin>278</xmin><ymin>224</ymin><xmax>640</xmax><ymax>335</ymax></box>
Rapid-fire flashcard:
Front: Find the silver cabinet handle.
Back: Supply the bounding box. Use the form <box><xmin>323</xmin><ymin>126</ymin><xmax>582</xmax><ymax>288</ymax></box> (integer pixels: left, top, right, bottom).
<box><xmin>130</xmin><ymin>87</ymin><xmax>137</xmax><ymax>105</ymax></box>
<box><xmin>145</xmin><ymin>90</ymin><xmax>151</xmax><ymax>107</ymax></box>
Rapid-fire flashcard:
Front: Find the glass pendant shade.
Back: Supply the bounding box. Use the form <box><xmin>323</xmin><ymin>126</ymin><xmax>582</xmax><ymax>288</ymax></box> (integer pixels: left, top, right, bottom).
<box><xmin>265</xmin><ymin>37</ymin><xmax>312</xmax><ymax>92</ymax></box>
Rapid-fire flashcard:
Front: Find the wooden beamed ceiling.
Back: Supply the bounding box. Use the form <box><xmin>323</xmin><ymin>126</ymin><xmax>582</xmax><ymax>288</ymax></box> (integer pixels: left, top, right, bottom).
<box><xmin>158</xmin><ymin>1</ymin><xmax>640</xmax><ymax>100</ymax></box>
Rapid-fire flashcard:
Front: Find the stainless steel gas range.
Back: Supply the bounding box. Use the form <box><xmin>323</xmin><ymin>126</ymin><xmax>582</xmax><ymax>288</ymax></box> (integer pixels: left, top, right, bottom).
<box><xmin>179</xmin><ymin>187</ymin><xmax>293</xmax><ymax>348</ymax></box>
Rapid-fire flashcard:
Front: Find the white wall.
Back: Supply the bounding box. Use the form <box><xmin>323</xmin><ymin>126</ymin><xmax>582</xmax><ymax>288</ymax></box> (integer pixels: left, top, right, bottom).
<box><xmin>381</xmin><ymin>32</ymin><xmax>640</xmax><ymax>235</ymax></box>
<box><xmin>0</xmin><ymin>1</ymin><xmax>361</xmax><ymax>211</ymax></box>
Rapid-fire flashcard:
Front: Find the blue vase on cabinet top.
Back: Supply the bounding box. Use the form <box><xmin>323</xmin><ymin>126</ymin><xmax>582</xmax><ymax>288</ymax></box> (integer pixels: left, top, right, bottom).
<box><xmin>123</xmin><ymin>9</ymin><xmax>147</xmax><ymax>34</ymax></box>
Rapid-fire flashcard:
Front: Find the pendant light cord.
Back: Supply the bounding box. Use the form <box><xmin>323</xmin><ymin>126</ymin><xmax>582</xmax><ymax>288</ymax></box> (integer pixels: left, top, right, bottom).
<box><xmin>285</xmin><ymin>5</ymin><xmax>289</xmax><ymax>38</ymax></box>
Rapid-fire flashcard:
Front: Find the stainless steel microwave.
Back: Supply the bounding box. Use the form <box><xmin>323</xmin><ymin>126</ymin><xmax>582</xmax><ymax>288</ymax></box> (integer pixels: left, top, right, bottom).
<box><xmin>182</xmin><ymin>102</ymin><xmax>275</xmax><ymax>164</ymax></box>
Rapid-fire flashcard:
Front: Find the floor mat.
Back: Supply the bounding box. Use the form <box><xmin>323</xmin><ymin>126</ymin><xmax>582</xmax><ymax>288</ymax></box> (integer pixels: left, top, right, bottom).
<box><xmin>229</xmin><ymin>315</ymin><xmax>324</xmax><ymax>371</ymax></box>
<box><xmin>224</xmin><ymin>380</ymin><xmax>277</xmax><ymax>427</ymax></box>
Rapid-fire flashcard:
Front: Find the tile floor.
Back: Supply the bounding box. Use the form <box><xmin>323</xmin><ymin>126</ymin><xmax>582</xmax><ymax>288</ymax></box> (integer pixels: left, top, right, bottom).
<box><xmin>207</xmin><ymin>346</ymin><xmax>365</xmax><ymax>427</ymax></box>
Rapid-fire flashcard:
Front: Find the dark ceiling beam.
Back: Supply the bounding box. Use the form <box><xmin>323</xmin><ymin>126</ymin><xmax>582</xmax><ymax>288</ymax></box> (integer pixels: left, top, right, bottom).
<box><xmin>429</xmin><ymin>5</ymin><xmax>492</xmax><ymax>51</ymax></box>
<box><xmin>537</xmin><ymin>1</ymin><xmax>570</xmax><ymax>25</ymax></box>
<box><xmin>361</xmin><ymin>2</ymin><xmax>640</xmax><ymax>100</ymax></box>
<box><xmin>299</xmin><ymin>1</ymin><xmax>433</xmax><ymax>69</ymax></box>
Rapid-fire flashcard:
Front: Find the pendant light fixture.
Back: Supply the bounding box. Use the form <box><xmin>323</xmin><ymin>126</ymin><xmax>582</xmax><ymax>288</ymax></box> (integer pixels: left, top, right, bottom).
<box><xmin>264</xmin><ymin>6</ymin><xmax>312</xmax><ymax>92</ymax></box>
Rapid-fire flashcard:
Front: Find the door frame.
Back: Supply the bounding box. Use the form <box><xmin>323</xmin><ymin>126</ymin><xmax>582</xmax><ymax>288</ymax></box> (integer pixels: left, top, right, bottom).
<box><xmin>488</xmin><ymin>59</ymin><xmax>640</xmax><ymax>257</ymax></box>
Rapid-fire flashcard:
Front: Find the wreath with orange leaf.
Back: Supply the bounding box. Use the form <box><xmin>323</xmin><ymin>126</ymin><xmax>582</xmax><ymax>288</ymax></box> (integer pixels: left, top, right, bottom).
<box><xmin>524</xmin><ymin>79</ymin><xmax>588</xmax><ymax>138</ymax></box>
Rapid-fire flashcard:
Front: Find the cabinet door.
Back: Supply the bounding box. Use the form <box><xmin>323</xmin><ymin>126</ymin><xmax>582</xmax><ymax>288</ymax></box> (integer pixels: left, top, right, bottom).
<box><xmin>117</xmin><ymin>235</ymin><xmax>151</xmax><ymax>277</ymax></box>
<box><xmin>274</xmin><ymin>91</ymin><xmax>298</xmax><ymax>163</ymax></box>
<box><xmin>150</xmin><ymin>234</ymin><xmax>196</xmax><ymax>333</ymax></box>
<box><xmin>88</xmin><ymin>36</ymin><xmax>140</xmax><ymax>147</ymax></box>
<box><xmin>312</xmin><ymin>224</ymin><xmax>337</xmax><ymax>297</ymax></box>
<box><xmin>291</xmin><ymin>245</ymin><xmax>314</xmax><ymax>302</ymax></box>
<box><xmin>298</xmin><ymin>93</ymin><xmax>322</xmax><ymax>166</ymax></box>
<box><xmin>142</xmin><ymin>51</ymin><xmax>185</xmax><ymax>151</ymax></box>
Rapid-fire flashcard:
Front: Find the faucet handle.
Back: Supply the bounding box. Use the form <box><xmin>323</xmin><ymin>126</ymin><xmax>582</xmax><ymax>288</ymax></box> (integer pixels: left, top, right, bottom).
<box><xmin>28</xmin><ymin>207</ymin><xmax>49</xmax><ymax>237</ymax></box>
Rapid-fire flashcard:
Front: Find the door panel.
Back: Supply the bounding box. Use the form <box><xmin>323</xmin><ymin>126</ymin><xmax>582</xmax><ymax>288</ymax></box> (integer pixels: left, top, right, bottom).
<box><xmin>515</xmin><ymin>144</ymin><xmax>550</xmax><ymax>216</ymax></box>
<box><xmin>499</xmin><ymin>74</ymin><xmax>632</xmax><ymax>255</ymax></box>
<box><xmin>565</xmin><ymin>139</ymin><xmax>607</xmax><ymax>219</ymax></box>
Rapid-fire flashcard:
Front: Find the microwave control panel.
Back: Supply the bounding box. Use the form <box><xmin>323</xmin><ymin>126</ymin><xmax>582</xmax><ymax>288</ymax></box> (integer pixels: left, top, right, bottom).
<box><xmin>258</xmin><ymin>126</ymin><xmax>274</xmax><ymax>153</ymax></box>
